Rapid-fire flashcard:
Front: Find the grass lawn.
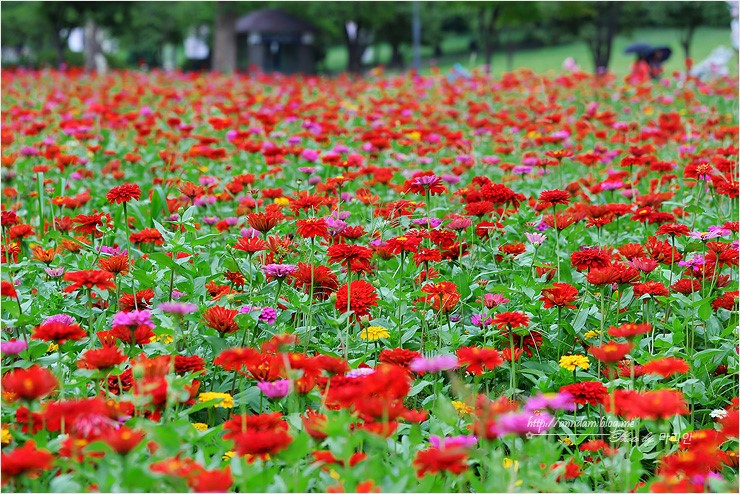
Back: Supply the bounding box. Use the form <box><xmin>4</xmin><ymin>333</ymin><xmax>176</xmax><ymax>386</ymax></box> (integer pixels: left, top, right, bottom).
<box><xmin>324</xmin><ymin>27</ymin><xmax>737</xmax><ymax>77</ymax></box>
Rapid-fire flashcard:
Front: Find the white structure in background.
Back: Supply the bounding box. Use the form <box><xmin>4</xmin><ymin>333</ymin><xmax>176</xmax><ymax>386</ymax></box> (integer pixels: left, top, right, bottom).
<box><xmin>66</xmin><ymin>27</ymin><xmax>117</xmax><ymax>54</ymax></box>
<box><xmin>690</xmin><ymin>46</ymin><xmax>735</xmax><ymax>80</ymax></box>
<box><xmin>729</xmin><ymin>1</ymin><xmax>739</xmax><ymax>50</ymax></box>
<box><xmin>184</xmin><ymin>26</ymin><xmax>210</xmax><ymax>60</ymax></box>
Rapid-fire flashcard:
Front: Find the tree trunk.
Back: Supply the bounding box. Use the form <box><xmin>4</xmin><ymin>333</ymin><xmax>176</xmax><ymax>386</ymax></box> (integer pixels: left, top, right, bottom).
<box><xmin>213</xmin><ymin>1</ymin><xmax>236</xmax><ymax>73</ymax></box>
<box><xmin>83</xmin><ymin>19</ymin><xmax>98</xmax><ymax>72</ymax></box>
<box><xmin>587</xmin><ymin>1</ymin><xmax>622</xmax><ymax>74</ymax></box>
<box><xmin>390</xmin><ymin>42</ymin><xmax>404</xmax><ymax>69</ymax></box>
<box><xmin>680</xmin><ymin>26</ymin><xmax>694</xmax><ymax>63</ymax></box>
<box><xmin>345</xmin><ymin>23</ymin><xmax>371</xmax><ymax>74</ymax></box>
<box><xmin>479</xmin><ymin>6</ymin><xmax>501</xmax><ymax>74</ymax></box>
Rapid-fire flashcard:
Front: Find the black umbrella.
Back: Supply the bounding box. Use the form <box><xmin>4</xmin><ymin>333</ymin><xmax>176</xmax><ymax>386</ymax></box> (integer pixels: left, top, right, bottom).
<box><xmin>650</xmin><ymin>46</ymin><xmax>672</xmax><ymax>63</ymax></box>
<box><xmin>625</xmin><ymin>43</ymin><xmax>672</xmax><ymax>63</ymax></box>
<box><xmin>624</xmin><ymin>43</ymin><xmax>655</xmax><ymax>57</ymax></box>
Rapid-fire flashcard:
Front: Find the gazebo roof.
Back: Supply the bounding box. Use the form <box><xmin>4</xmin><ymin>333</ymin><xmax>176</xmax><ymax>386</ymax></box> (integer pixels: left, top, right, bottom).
<box><xmin>235</xmin><ymin>8</ymin><xmax>317</xmax><ymax>34</ymax></box>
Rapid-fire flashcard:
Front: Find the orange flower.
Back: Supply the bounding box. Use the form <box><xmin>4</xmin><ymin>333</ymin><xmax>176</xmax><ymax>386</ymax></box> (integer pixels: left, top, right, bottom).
<box><xmin>99</xmin><ymin>254</ymin><xmax>130</xmax><ymax>276</ymax></box>
<box><xmin>31</xmin><ymin>246</ymin><xmax>56</xmax><ymax>264</ymax></box>
<box><xmin>202</xmin><ymin>306</ymin><xmax>239</xmax><ymax>334</ymax></box>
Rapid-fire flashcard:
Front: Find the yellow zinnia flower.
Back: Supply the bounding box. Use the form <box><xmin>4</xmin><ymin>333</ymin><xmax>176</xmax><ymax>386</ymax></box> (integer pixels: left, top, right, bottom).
<box><xmin>583</xmin><ymin>330</ymin><xmax>600</xmax><ymax>340</ymax></box>
<box><xmin>273</xmin><ymin>197</ymin><xmax>290</xmax><ymax>206</ymax></box>
<box><xmin>360</xmin><ymin>326</ymin><xmax>389</xmax><ymax>341</ymax></box>
<box><xmin>559</xmin><ymin>354</ymin><xmax>590</xmax><ymax>371</ymax></box>
<box><xmin>192</xmin><ymin>423</ymin><xmax>208</xmax><ymax>432</ymax></box>
<box><xmin>1</xmin><ymin>428</ymin><xmax>11</xmax><ymax>445</ymax></box>
<box><xmin>451</xmin><ymin>401</ymin><xmax>473</xmax><ymax>415</ymax></box>
<box><xmin>198</xmin><ymin>392</ymin><xmax>234</xmax><ymax>409</ymax></box>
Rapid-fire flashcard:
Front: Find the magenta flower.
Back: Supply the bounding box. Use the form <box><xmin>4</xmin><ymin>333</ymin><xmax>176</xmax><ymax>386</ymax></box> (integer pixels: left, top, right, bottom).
<box><xmin>1</xmin><ymin>339</ymin><xmax>28</xmax><ymax>355</ymax></box>
<box><xmin>447</xmin><ymin>217</ymin><xmax>472</xmax><ymax>231</ymax></box>
<box><xmin>412</xmin><ymin>218</ymin><xmax>442</xmax><ymax>228</ymax></box>
<box><xmin>493</xmin><ymin>410</ymin><xmax>554</xmax><ymax>436</ymax></box>
<box><xmin>525</xmin><ymin>233</ymin><xmax>546</xmax><ymax>245</ymax></box>
<box><xmin>412</xmin><ymin>174</ymin><xmax>441</xmax><ymax>187</ymax></box>
<box><xmin>43</xmin><ymin>314</ymin><xmax>76</xmax><ymax>325</ymax></box>
<box><xmin>158</xmin><ymin>302</ymin><xmax>198</xmax><ymax>315</ymax></box>
<box><xmin>471</xmin><ymin>314</ymin><xmax>493</xmax><ymax>327</ymax></box>
<box><xmin>429</xmin><ymin>435</ymin><xmax>478</xmax><ymax>449</ymax></box>
<box><xmin>346</xmin><ymin>367</ymin><xmax>375</xmax><ymax>378</ymax></box>
<box><xmin>44</xmin><ymin>267</ymin><xmax>65</xmax><ymax>278</ymax></box>
<box><xmin>480</xmin><ymin>293</ymin><xmax>509</xmax><ymax>309</ymax></box>
<box><xmin>525</xmin><ymin>392</ymin><xmax>575</xmax><ymax>412</ymax></box>
<box><xmin>257</xmin><ymin>379</ymin><xmax>292</xmax><ymax>399</ymax></box>
<box><xmin>262</xmin><ymin>264</ymin><xmax>298</xmax><ymax>279</ymax></box>
<box><xmin>112</xmin><ymin>310</ymin><xmax>155</xmax><ymax>329</ymax></box>
<box><xmin>409</xmin><ymin>355</ymin><xmax>458</xmax><ymax>373</ymax></box>
<box><xmin>259</xmin><ymin>307</ymin><xmax>277</xmax><ymax>325</ymax></box>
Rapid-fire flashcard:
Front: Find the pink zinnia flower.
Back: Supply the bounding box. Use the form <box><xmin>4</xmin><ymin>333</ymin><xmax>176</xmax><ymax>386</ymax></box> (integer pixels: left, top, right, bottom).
<box><xmin>257</xmin><ymin>379</ymin><xmax>292</xmax><ymax>399</ymax></box>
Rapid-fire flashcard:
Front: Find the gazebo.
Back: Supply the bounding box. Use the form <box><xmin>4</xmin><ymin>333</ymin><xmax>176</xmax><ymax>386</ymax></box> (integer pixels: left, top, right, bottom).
<box><xmin>235</xmin><ymin>8</ymin><xmax>318</xmax><ymax>74</ymax></box>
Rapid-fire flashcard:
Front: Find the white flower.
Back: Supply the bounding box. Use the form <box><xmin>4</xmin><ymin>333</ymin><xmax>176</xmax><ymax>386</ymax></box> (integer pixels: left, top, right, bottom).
<box><xmin>710</xmin><ymin>409</ymin><xmax>728</xmax><ymax>420</ymax></box>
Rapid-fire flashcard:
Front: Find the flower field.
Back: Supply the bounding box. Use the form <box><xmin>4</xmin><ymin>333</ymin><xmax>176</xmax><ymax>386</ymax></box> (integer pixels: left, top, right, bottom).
<box><xmin>0</xmin><ymin>66</ymin><xmax>738</xmax><ymax>493</ymax></box>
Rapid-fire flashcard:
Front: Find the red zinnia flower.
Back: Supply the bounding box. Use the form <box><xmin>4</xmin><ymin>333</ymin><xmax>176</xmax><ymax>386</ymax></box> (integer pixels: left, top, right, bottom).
<box><xmin>413</xmin><ymin>447</ymin><xmax>468</xmax><ymax>477</ymax></box>
<box><xmin>540</xmin><ymin>283</ymin><xmax>578</xmax><ymax>309</ymax></box>
<box><xmin>72</xmin><ymin>213</ymin><xmax>110</xmax><ymax>236</ymax></box>
<box><xmin>326</xmin><ymin>244</ymin><xmax>373</xmax><ymax>274</ymax></box>
<box><xmin>106</xmin><ymin>183</ymin><xmax>142</xmax><ymax>204</ymax></box>
<box><xmin>223</xmin><ymin>412</ymin><xmax>292</xmax><ymax>458</ymax></box>
<box><xmin>290</xmin><ymin>263</ymin><xmax>338</xmax><ymax>301</ymax></box>
<box><xmin>607</xmin><ymin>322</ymin><xmax>652</xmax><ymax>339</ymax></box>
<box><xmin>174</xmin><ymin>355</ymin><xmax>206</xmax><ymax>375</ymax></box>
<box><xmin>385</xmin><ymin>235</ymin><xmax>423</xmax><ymax>255</ymax></box>
<box><xmin>457</xmin><ymin>346</ymin><xmax>503</xmax><ymax>375</ymax></box>
<box><xmin>77</xmin><ymin>346</ymin><xmax>127</xmax><ymax>371</ymax></box>
<box><xmin>247</xmin><ymin>210</ymin><xmax>282</xmax><ymax>234</ymax></box>
<box><xmin>63</xmin><ymin>270</ymin><xmax>116</xmax><ymax>293</ymax></box>
<box><xmin>233</xmin><ymin>236</ymin><xmax>268</xmax><ymax>254</ymax></box>
<box><xmin>213</xmin><ymin>347</ymin><xmax>261</xmax><ymax>371</ymax></box>
<box><xmin>641</xmin><ymin>357</ymin><xmax>690</xmax><ymax>378</ymax></box>
<box><xmin>1</xmin><ymin>280</ymin><xmax>17</xmax><ymax>298</ymax></box>
<box><xmin>585</xmin><ymin>266</ymin><xmax>620</xmax><ymax>286</ymax></box>
<box><xmin>538</xmin><ymin>189</ymin><xmax>570</xmax><ymax>207</ymax></box>
<box><xmin>559</xmin><ymin>381</ymin><xmax>608</xmax><ymax>406</ymax></box>
<box><xmin>633</xmin><ymin>281</ymin><xmax>669</xmax><ymax>298</ymax></box>
<box><xmin>670</xmin><ymin>278</ymin><xmax>702</xmax><ymax>294</ymax></box>
<box><xmin>296</xmin><ymin>218</ymin><xmax>328</xmax><ymax>239</ymax></box>
<box><xmin>589</xmin><ymin>341</ymin><xmax>634</xmax><ymax>363</ymax></box>
<box><xmin>103</xmin><ymin>426</ymin><xmax>145</xmax><ymax>455</ymax></box>
<box><xmin>378</xmin><ymin>348</ymin><xmax>422</xmax><ymax>368</ymax></box>
<box><xmin>419</xmin><ymin>282</ymin><xmax>460</xmax><ymax>312</ymax></box>
<box><xmin>1</xmin><ymin>441</ymin><xmax>54</xmax><ymax>484</ymax></box>
<box><xmin>2</xmin><ymin>366</ymin><xmax>58</xmax><ymax>402</ymax></box>
<box><xmin>32</xmin><ymin>321</ymin><xmax>87</xmax><ymax>343</ymax></box>
<box><xmin>608</xmin><ymin>389</ymin><xmax>688</xmax><ymax>420</ymax></box>
<box><xmin>335</xmin><ymin>280</ymin><xmax>378</xmax><ymax>319</ymax></box>
<box><xmin>301</xmin><ymin>409</ymin><xmax>328</xmax><ymax>440</ymax></box>
<box><xmin>492</xmin><ymin>311</ymin><xmax>530</xmax><ymax>329</ymax></box>
<box><xmin>202</xmin><ymin>306</ymin><xmax>239</xmax><ymax>334</ymax></box>
<box><xmin>656</xmin><ymin>224</ymin><xmax>691</xmax><ymax>237</ymax></box>
<box><xmin>571</xmin><ymin>247</ymin><xmax>612</xmax><ymax>271</ymax></box>
<box><xmin>188</xmin><ymin>467</ymin><xmax>234</xmax><ymax>493</ymax></box>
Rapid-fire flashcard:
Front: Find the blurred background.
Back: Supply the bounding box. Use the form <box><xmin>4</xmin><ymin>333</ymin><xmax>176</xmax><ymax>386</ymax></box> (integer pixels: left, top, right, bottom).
<box><xmin>1</xmin><ymin>1</ymin><xmax>738</xmax><ymax>77</ymax></box>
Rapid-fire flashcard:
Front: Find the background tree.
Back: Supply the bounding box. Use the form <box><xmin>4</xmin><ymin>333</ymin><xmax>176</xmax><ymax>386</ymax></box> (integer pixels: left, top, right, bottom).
<box><xmin>663</xmin><ymin>1</ymin><xmax>731</xmax><ymax>62</ymax></box>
